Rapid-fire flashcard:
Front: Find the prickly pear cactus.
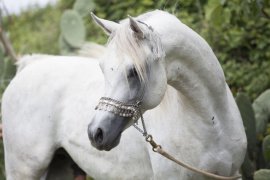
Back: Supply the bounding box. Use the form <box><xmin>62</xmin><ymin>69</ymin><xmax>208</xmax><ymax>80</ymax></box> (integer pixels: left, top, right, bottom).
<box><xmin>262</xmin><ymin>135</ymin><xmax>270</xmax><ymax>166</ymax></box>
<box><xmin>236</xmin><ymin>93</ymin><xmax>257</xmax><ymax>159</ymax></box>
<box><xmin>254</xmin><ymin>169</ymin><xmax>270</xmax><ymax>180</ymax></box>
<box><xmin>241</xmin><ymin>153</ymin><xmax>256</xmax><ymax>180</ymax></box>
<box><xmin>60</xmin><ymin>10</ymin><xmax>85</xmax><ymax>48</ymax></box>
<box><xmin>253</xmin><ymin>90</ymin><xmax>270</xmax><ymax>136</ymax></box>
<box><xmin>236</xmin><ymin>90</ymin><xmax>270</xmax><ymax>179</ymax></box>
<box><xmin>58</xmin><ymin>33</ymin><xmax>76</xmax><ymax>56</ymax></box>
<box><xmin>73</xmin><ymin>0</ymin><xmax>95</xmax><ymax>18</ymax></box>
<box><xmin>257</xmin><ymin>146</ymin><xmax>269</xmax><ymax>170</ymax></box>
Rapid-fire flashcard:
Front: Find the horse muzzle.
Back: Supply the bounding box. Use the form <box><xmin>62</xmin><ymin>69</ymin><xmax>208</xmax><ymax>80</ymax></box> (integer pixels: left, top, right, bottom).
<box><xmin>88</xmin><ymin>113</ymin><xmax>126</xmax><ymax>151</ymax></box>
<box><xmin>88</xmin><ymin>97</ymin><xmax>142</xmax><ymax>151</ymax></box>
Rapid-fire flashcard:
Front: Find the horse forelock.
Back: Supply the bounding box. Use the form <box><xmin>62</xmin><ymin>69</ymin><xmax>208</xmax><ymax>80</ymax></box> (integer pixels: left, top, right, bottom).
<box><xmin>106</xmin><ymin>19</ymin><xmax>165</xmax><ymax>83</ymax></box>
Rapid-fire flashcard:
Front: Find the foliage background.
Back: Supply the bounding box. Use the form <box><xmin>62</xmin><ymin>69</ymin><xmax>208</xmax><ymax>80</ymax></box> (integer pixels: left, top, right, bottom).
<box><xmin>0</xmin><ymin>0</ymin><xmax>270</xmax><ymax>179</ymax></box>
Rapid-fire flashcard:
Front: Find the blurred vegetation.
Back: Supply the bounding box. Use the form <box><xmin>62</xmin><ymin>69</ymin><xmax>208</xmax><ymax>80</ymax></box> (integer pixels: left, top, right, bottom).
<box><xmin>2</xmin><ymin>5</ymin><xmax>61</xmax><ymax>55</ymax></box>
<box><xmin>2</xmin><ymin>0</ymin><xmax>270</xmax><ymax>99</ymax></box>
<box><xmin>0</xmin><ymin>0</ymin><xmax>270</xmax><ymax>179</ymax></box>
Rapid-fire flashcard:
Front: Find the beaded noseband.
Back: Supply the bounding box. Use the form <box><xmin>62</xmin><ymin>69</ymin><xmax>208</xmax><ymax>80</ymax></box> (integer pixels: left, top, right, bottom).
<box><xmin>95</xmin><ymin>97</ymin><xmax>141</xmax><ymax>121</ymax></box>
<box><xmin>95</xmin><ymin>97</ymin><xmax>148</xmax><ymax>136</ymax></box>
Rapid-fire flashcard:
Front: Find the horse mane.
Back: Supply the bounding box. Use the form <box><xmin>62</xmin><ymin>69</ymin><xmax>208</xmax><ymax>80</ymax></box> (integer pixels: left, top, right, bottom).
<box><xmin>106</xmin><ymin>14</ymin><xmax>165</xmax><ymax>83</ymax></box>
<box><xmin>77</xmin><ymin>42</ymin><xmax>106</xmax><ymax>59</ymax></box>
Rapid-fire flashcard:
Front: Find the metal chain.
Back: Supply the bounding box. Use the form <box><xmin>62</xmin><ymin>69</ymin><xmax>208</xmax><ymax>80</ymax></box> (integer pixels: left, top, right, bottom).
<box><xmin>132</xmin><ymin>110</ymin><xmax>148</xmax><ymax>136</ymax></box>
<box><xmin>132</xmin><ymin>124</ymin><xmax>146</xmax><ymax>136</ymax></box>
<box><xmin>139</xmin><ymin>109</ymin><xmax>148</xmax><ymax>136</ymax></box>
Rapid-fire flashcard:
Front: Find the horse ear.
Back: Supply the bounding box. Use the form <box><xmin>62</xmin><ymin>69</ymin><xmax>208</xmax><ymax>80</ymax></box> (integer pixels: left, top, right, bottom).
<box><xmin>91</xmin><ymin>12</ymin><xmax>119</xmax><ymax>35</ymax></box>
<box><xmin>128</xmin><ymin>15</ymin><xmax>144</xmax><ymax>39</ymax></box>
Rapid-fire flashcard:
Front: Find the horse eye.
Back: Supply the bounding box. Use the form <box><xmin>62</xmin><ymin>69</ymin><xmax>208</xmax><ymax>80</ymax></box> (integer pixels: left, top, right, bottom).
<box><xmin>128</xmin><ymin>67</ymin><xmax>138</xmax><ymax>78</ymax></box>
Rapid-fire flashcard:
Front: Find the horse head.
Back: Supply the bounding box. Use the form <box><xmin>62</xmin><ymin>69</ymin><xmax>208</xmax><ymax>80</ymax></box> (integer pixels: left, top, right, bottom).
<box><xmin>88</xmin><ymin>13</ymin><xmax>167</xmax><ymax>151</ymax></box>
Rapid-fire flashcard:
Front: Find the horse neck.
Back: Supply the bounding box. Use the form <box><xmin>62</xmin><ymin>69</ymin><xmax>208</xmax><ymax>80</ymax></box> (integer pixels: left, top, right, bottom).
<box><xmin>143</xmin><ymin>13</ymin><xmax>246</xmax><ymax>163</ymax></box>
<box><xmin>150</xmin><ymin>13</ymin><xmax>230</xmax><ymax>122</ymax></box>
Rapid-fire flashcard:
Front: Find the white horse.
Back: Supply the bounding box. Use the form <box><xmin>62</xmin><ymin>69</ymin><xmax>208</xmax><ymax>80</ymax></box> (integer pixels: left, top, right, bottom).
<box><xmin>2</xmin><ymin>10</ymin><xmax>247</xmax><ymax>180</ymax></box>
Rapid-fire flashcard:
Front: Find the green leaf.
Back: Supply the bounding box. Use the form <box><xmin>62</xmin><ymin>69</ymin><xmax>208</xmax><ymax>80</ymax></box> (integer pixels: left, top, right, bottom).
<box><xmin>205</xmin><ymin>0</ymin><xmax>223</xmax><ymax>26</ymax></box>
<box><xmin>219</xmin><ymin>0</ymin><xmax>226</xmax><ymax>5</ymax></box>
<box><xmin>256</xmin><ymin>0</ymin><xmax>265</xmax><ymax>10</ymax></box>
<box><xmin>205</xmin><ymin>0</ymin><xmax>221</xmax><ymax>20</ymax></box>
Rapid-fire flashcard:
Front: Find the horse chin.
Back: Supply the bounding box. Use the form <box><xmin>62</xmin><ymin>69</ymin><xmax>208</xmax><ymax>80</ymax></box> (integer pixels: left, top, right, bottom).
<box><xmin>91</xmin><ymin>131</ymin><xmax>122</xmax><ymax>151</ymax></box>
<box><xmin>105</xmin><ymin>132</ymin><xmax>122</xmax><ymax>151</ymax></box>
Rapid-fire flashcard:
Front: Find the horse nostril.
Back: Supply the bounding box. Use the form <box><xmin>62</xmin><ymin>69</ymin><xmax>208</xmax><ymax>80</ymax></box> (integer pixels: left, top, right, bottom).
<box><xmin>95</xmin><ymin>128</ymin><xmax>103</xmax><ymax>145</ymax></box>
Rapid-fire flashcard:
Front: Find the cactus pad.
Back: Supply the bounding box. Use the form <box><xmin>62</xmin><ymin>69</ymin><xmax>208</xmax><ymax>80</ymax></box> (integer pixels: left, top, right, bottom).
<box><xmin>254</xmin><ymin>169</ymin><xmax>270</xmax><ymax>180</ymax></box>
<box><xmin>253</xmin><ymin>89</ymin><xmax>270</xmax><ymax>136</ymax></box>
<box><xmin>73</xmin><ymin>0</ymin><xmax>96</xmax><ymax>18</ymax></box>
<box><xmin>235</xmin><ymin>93</ymin><xmax>257</xmax><ymax>159</ymax></box>
<box><xmin>58</xmin><ymin>33</ymin><xmax>76</xmax><ymax>56</ymax></box>
<box><xmin>262</xmin><ymin>135</ymin><xmax>270</xmax><ymax>165</ymax></box>
<box><xmin>241</xmin><ymin>153</ymin><xmax>256</xmax><ymax>179</ymax></box>
<box><xmin>60</xmin><ymin>10</ymin><xmax>85</xmax><ymax>48</ymax></box>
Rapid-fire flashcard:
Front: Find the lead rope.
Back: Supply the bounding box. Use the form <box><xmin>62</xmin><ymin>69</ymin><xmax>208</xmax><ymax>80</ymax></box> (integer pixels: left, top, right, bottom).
<box><xmin>134</xmin><ymin>112</ymin><xmax>242</xmax><ymax>180</ymax></box>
